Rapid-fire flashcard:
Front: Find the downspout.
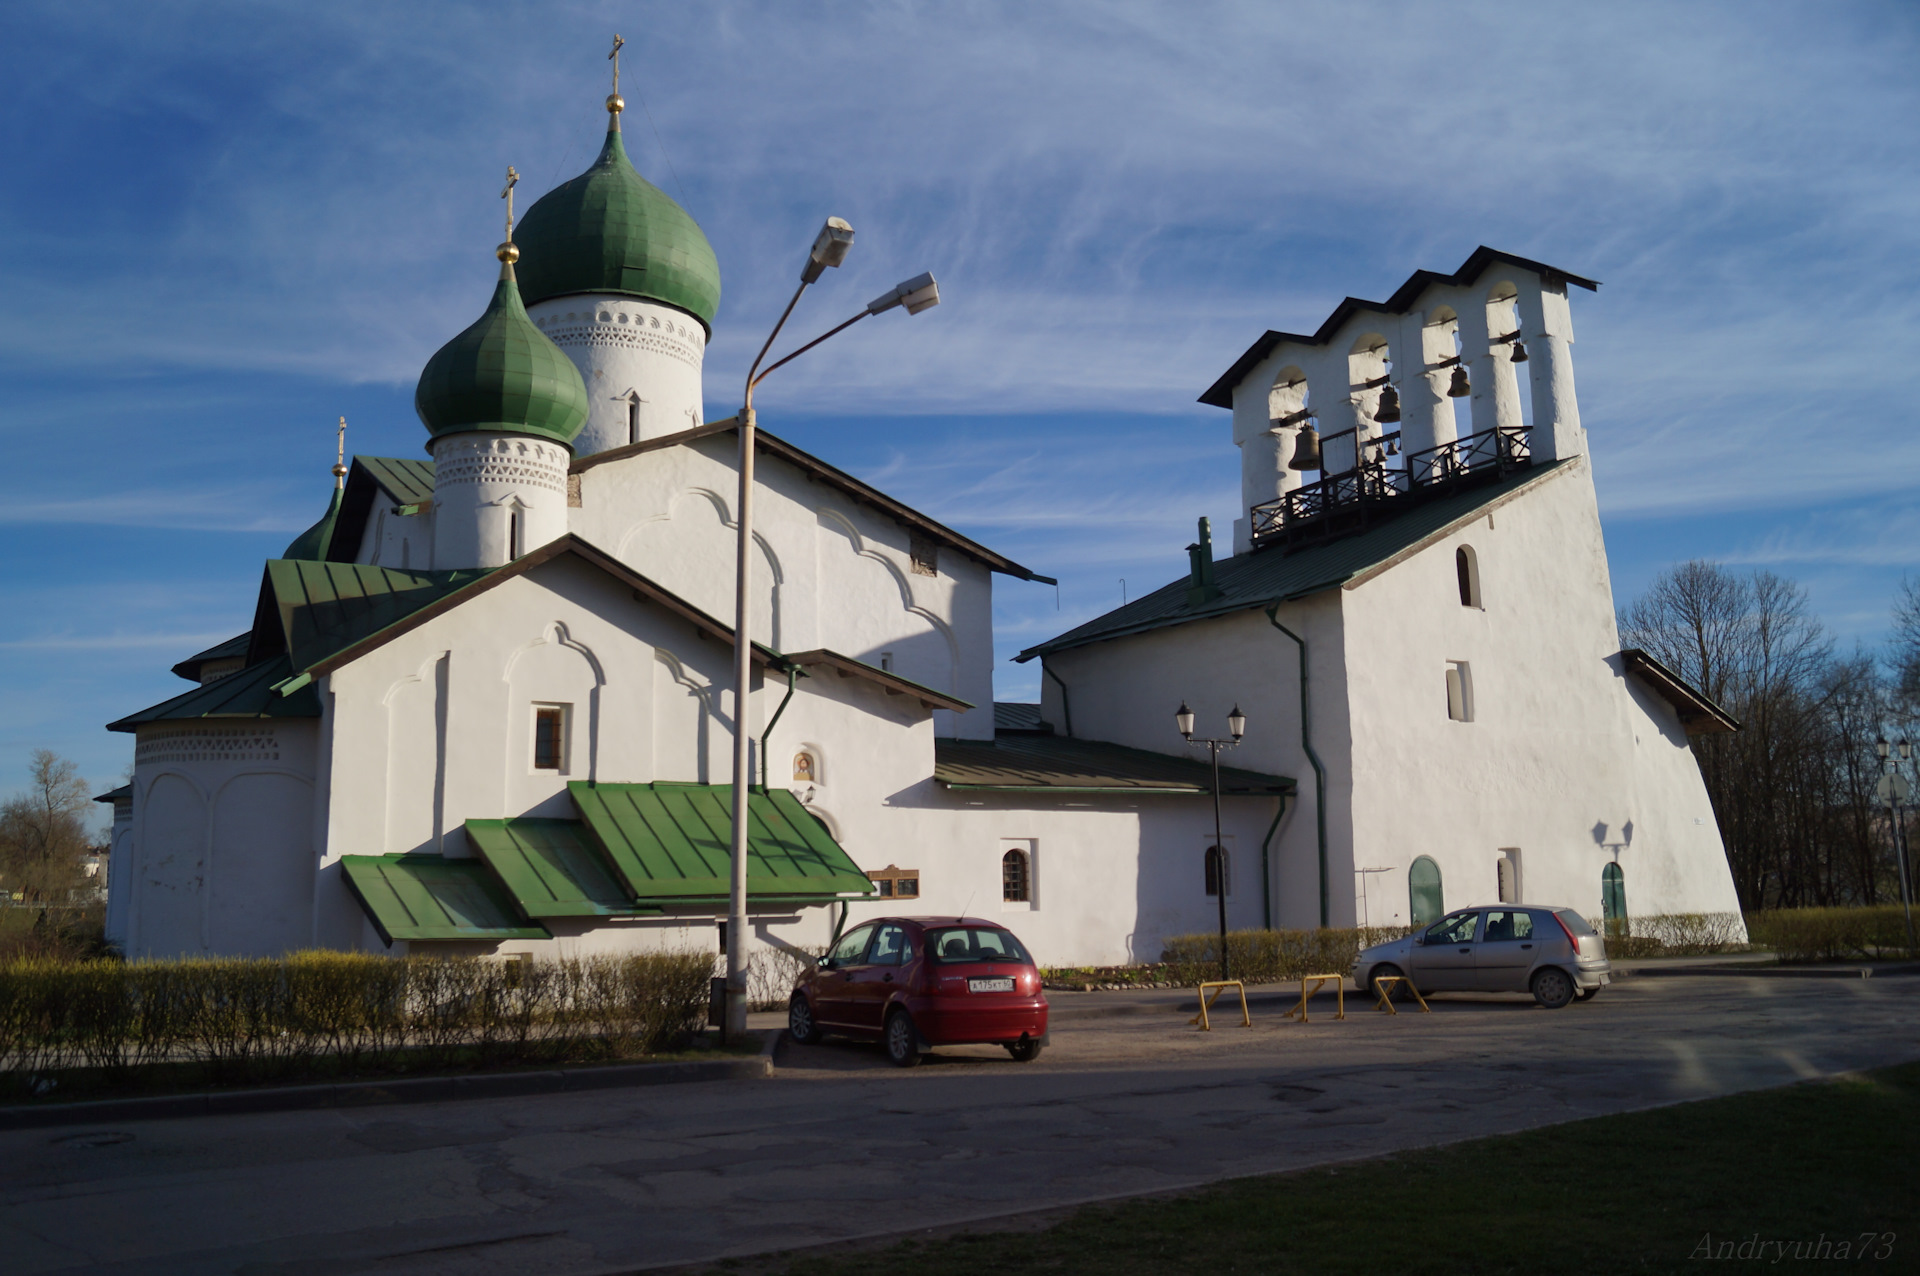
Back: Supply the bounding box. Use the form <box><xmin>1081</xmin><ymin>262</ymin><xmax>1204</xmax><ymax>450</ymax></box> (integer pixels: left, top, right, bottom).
<box><xmin>1266</xmin><ymin>603</ymin><xmax>1329</xmax><ymax>927</ymax></box>
<box><xmin>1043</xmin><ymin>663</ymin><xmax>1074</xmax><ymax>738</ymax></box>
<box><xmin>756</xmin><ymin>666</ymin><xmax>801</xmax><ymax>792</ymax></box>
<box><xmin>1259</xmin><ymin>794</ymin><xmax>1286</xmax><ymax>931</ymax></box>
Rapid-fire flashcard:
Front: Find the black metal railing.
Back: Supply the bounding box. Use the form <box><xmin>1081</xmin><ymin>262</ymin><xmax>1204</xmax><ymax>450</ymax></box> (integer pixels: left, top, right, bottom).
<box><xmin>1250</xmin><ymin>425</ymin><xmax>1531</xmax><ymax>549</ymax></box>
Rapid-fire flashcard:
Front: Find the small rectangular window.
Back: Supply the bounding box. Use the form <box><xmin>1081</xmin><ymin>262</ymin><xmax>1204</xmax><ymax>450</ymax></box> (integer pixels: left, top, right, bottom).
<box><xmin>909</xmin><ymin>533</ymin><xmax>938</xmax><ymax>577</ymax></box>
<box><xmin>879</xmin><ymin>651</ymin><xmax>894</xmax><ymax>673</ymax></box>
<box><xmin>867</xmin><ymin>864</ymin><xmax>919</xmax><ymax>899</ymax></box>
<box><xmin>1446</xmin><ymin>661</ymin><xmax>1474</xmax><ymax>722</ymax></box>
<box><xmin>533</xmin><ymin>705</ymin><xmax>568</xmax><ymax>770</ymax></box>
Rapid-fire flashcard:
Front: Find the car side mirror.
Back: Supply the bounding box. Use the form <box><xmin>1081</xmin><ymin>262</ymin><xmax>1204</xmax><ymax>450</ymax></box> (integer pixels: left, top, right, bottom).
<box><xmin>818</xmin><ymin>957</ymin><xmax>834</xmax><ymax>970</ymax></box>
<box><xmin>1412</xmin><ymin>934</ymin><xmax>1425</xmax><ymax>946</ymax></box>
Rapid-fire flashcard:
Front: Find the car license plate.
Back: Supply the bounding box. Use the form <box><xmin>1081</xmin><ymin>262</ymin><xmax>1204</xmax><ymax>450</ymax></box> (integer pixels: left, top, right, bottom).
<box><xmin>968</xmin><ymin>977</ymin><xmax>1015</xmax><ymax>993</ymax></box>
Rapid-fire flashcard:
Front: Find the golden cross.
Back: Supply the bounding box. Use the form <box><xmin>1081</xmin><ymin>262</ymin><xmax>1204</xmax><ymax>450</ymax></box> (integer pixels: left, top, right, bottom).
<box><xmin>609</xmin><ymin>34</ymin><xmax>625</xmax><ymax>94</ymax></box>
<box><xmin>501</xmin><ymin>165</ymin><xmax>519</xmax><ymax>240</ymax></box>
<box><xmin>333</xmin><ymin>416</ymin><xmax>348</xmax><ymax>485</ymax></box>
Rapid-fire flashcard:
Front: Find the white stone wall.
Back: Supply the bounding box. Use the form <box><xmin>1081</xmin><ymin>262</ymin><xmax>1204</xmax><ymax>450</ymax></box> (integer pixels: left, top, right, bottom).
<box><xmin>528</xmin><ymin>294</ymin><xmax>705</xmax><ymax>457</ymax></box>
<box><xmin>351</xmin><ymin>502</ymin><xmax>434</xmax><ymax>571</ymax></box>
<box><xmin>428</xmin><ymin>433</ymin><xmax>572</xmax><ymax>570</ymax></box>
<box><xmin>571</xmin><ymin>432</ymin><xmax>995</xmax><ymax>739</ymax></box>
<box><xmin>117</xmin><ymin>721</ymin><xmax>319</xmax><ymax>959</ymax></box>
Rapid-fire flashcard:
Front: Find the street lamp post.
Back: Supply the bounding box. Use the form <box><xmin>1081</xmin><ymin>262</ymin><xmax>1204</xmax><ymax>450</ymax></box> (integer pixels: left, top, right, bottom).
<box><xmin>1876</xmin><ymin>737</ymin><xmax>1919</xmax><ymax>955</ymax></box>
<box><xmin>722</xmin><ymin>222</ymin><xmax>941</xmax><ymax>1039</ymax></box>
<box><xmin>1178</xmin><ymin>702</ymin><xmax>1246</xmax><ymax>983</ymax></box>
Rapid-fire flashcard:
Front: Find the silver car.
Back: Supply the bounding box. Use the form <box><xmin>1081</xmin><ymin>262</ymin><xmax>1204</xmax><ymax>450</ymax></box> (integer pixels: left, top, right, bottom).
<box><xmin>1353</xmin><ymin>905</ymin><xmax>1612</xmax><ymax>1008</ymax></box>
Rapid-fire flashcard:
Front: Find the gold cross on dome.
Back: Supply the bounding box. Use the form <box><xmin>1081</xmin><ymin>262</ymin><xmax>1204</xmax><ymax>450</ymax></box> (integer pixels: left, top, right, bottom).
<box><xmin>609</xmin><ymin>33</ymin><xmax>625</xmax><ymax>93</ymax></box>
<box><xmin>333</xmin><ymin>416</ymin><xmax>348</xmax><ymax>485</ymax></box>
<box><xmin>501</xmin><ymin>165</ymin><xmax>519</xmax><ymax>239</ymax></box>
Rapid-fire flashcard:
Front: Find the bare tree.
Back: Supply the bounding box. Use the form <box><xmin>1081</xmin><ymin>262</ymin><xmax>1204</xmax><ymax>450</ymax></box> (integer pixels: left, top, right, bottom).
<box><xmin>0</xmin><ymin>750</ymin><xmax>98</xmax><ymax>905</ymax></box>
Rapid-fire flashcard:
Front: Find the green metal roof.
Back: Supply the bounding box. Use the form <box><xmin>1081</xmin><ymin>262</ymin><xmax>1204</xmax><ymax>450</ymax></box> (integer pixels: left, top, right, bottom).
<box><xmin>170</xmin><ymin>632</ymin><xmax>251</xmax><ymax>682</ymax></box>
<box><xmin>340</xmin><ymin>854</ymin><xmax>551</xmax><ymax>944</ymax></box>
<box><xmin>934</xmin><ymin>735</ymin><xmax>1294</xmax><ymax>795</ymax></box>
<box><xmin>514</xmin><ymin>122</ymin><xmax>720</xmax><ymax>327</ymax></box>
<box><xmin>415</xmin><ymin>262</ymin><xmax>590</xmax><ymax>446</ymax></box>
<box><xmin>108</xmin><ymin>655</ymin><xmax>321</xmax><ymax>733</ymax></box>
<box><xmin>357</xmin><ymin>456</ymin><xmax>436</xmax><ymax>506</ymax></box>
<box><xmin>283</xmin><ymin>484</ymin><xmax>344</xmax><ymax>561</ymax></box>
<box><xmin>255</xmin><ymin>559</ymin><xmax>494</xmax><ymax>674</ymax></box>
<box><xmin>569</xmin><ymin>781</ymin><xmax>876</xmax><ymax>903</ymax></box>
<box><xmin>322</xmin><ymin>457</ymin><xmax>437</xmax><ymax>561</ymax></box>
<box><xmin>1018</xmin><ymin>460</ymin><xmax>1571</xmax><ymax>661</ymax></box>
<box><xmin>464</xmin><ymin>818</ymin><xmax>643</xmax><ymax>918</ymax></box>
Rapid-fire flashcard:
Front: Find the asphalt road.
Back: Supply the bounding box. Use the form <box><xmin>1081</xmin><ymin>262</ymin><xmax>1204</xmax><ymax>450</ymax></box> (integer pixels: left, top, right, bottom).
<box><xmin>3</xmin><ymin>973</ymin><xmax>1917</xmax><ymax>1275</ymax></box>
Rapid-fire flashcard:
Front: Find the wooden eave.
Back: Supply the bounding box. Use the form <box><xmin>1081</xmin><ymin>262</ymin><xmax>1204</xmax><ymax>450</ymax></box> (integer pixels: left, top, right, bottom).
<box><xmin>1620</xmin><ymin>648</ymin><xmax>1740</xmax><ymax>735</ymax></box>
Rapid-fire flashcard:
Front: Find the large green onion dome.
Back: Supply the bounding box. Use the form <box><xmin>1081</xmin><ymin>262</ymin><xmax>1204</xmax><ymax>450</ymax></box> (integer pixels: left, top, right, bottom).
<box><xmin>415</xmin><ymin>258</ymin><xmax>591</xmax><ymax>446</ymax></box>
<box><xmin>512</xmin><ymin>117</ymin><xmax>721</xmax><ymax>330</ymax></box>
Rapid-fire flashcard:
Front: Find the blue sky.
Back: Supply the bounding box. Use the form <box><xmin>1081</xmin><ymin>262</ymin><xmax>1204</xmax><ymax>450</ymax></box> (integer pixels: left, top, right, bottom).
<box><xmin>3</xmin><ymin>1</ymin><xmax>1917</xmax><ymax>804</ymax></box>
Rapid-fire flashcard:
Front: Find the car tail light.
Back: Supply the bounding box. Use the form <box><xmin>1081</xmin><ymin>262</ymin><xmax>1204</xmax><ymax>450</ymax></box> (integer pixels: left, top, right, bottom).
<box><xmin>1552</xmin><ymin>912</ymin><xmax>1582</xmax><ymax>954</ymax></box>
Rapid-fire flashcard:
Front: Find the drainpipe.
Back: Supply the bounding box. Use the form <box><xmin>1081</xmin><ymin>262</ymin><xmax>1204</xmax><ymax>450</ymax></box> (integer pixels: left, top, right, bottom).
<box><xmin>1259</xmin><ymin>794</ymin><xmax>1287</xmax><ymax>931</ymax></box>
<box><xmin>1043</xmin><ymin>663</ymin><xmax>1074</xmax><ymax>738</ymax></box>
<box><xmin>1265</xmin><ymin>603</ymin><xmax>1329</xmax><ymax>927</ymax></box>
<box><xmin>756</xmin><ymin>666</ymin><xmax>802</xmax><ymax>792</ymax></box>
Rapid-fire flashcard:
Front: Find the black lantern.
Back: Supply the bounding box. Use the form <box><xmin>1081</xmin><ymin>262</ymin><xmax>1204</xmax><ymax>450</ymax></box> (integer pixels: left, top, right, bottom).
<box><xmin>1228</xmin><ymin>705</ymin><xmax>1246</xmax><ymax>740</ymax></box>
<box><xmin>1176</xmin><ymin>702</ymin><xmax>1195</xmax><ymax>740</ymax></box>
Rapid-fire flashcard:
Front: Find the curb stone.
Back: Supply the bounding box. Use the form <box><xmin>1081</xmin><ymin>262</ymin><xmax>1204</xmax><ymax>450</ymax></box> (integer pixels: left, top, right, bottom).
<box><xmin>0</xmin><ymin>1032</ymin><xmax>779</xmax><ymax>1131</ymax></box>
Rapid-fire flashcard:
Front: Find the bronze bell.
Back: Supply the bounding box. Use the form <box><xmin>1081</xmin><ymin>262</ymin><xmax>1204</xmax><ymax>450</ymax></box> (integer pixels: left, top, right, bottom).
<box><xmin>1510</xmin><ymin>339</ymin><xmax>1529</xmax><ymax>364</ymax></box>
<box><xmin>1447</xmin><ymin>365</ymin><xmax>1471</xmax><ymax>397</ymax></box>
<box><xmin>1374</xmin><ymin>383</ymin><xmax>1402</xmax><ymax>423</ymax></box>
<box><xmin>1288</xmin><ymin>423</ymin><xmax>1322</xmax><ymax>471</ymax></box>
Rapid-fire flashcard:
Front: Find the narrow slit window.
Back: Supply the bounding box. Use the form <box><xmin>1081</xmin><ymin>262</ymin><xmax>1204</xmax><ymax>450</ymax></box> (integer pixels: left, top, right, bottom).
<box><xmin>879</xmin><ymin>651</ymin><xmax>894</xmax><ymax>673</ymax></box>
<box><xmin>1446</xmin><ymin>661</ymin><xmax>1474</xmax><ymax>722</ymax></box>
<box><xmin>509</xmin><ymin>511</ymin><xmax>523</xmax><ymax>560</ymax></box>
<box><xmin>628</xmin><ymin>395</ymin><xmax>641</xmax><ymax>446</ymax></box>
<box><xmin>533</xmin><ymin>705</ymin><xmax>567</xmax><ymax>770</ymax></box>
<box><xmin>1456</xmin><ymin>546</ymin><xmax>1480</xmax><ymax>607</ymax></box>
<box><xmin>1204</xmin><ymin>844</ymin><xmax>1231</xmax><ymax>897</ymax></box>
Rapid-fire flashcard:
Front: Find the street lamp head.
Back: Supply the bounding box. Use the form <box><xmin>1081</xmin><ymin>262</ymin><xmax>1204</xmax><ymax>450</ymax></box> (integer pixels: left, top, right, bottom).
<box><xmin>800</xmin><ymin>217</ymin><xmax>855</xmax><ymax>284</ymax></box>
<box><xmin>1228</xmin><ymin>705</ymin><xmax>1246</xmax><ymax>741</ymax></box>
<box><xmin>868</xmin><ymin>271</ymin><xmax>941</xmax><ymax>316</ymax></box>
<box><xmin>1175</xmin><ymin>702</ymin><xmax>1194</xmax><ymax>740</ymax></box>
<box><xmin>1878</xmin><ymin>736</ymin><xmax>1891</xmax><ymax>760</ymax></box>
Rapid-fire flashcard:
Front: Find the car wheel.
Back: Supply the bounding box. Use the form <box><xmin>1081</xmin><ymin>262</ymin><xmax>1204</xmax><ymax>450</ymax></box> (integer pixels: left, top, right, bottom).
<box><xmin>788</xmin><ymin>994</ymin><xmax>820</xmax><ymax>1044</ymax></box>
<box><xmin>1532</xmin><ymin>967</ymin><xmax>1575</xmax><ymax>1009</ymax></box>
<box><xmin>1368</xmin><ymin>963</ymin><xmax>1405</xmax><ymax>999</ymax></box>
<box><xmin>1574</xmin><ymin>986</ymin><xmax>1600</xmax><ymax>1002</ymax></box>
<box><xmin>1005</xmin><ymin>1036</ymin><xmax>1043</xmax><ymax>1063</ymax></box>
<box><xmin>884</xmin><ymin>1009</ymin><xmax>922</xmax><ymax>1068</ymax></box>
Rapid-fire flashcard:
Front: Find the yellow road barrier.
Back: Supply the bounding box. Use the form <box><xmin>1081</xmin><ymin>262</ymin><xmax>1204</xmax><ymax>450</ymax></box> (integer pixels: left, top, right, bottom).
<box><xmin>1189</xmin><ymin>980</ymin><xmax>1251</xmax><ymax>1030</ymax></box>
<box><xmin>1282</xmin><ymin>973</ymin><xmax>1347</xmax><ymax>1023</ymax></box>
<box><xmin>1371</xmin><ymin>975</ymin><xmax>1431</xmax><ymax>1015</ymax></box>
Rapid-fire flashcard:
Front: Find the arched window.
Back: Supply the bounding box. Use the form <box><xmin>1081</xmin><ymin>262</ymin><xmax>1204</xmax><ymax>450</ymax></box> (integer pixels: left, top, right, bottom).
<box><xmin>1001</xmin><ymin>849</ymin><xmax>1031</xmax><ymax>904</ymax></box>
<box><xmin>792</xmin><ymin>751</ymin><xmax>816</xmax><ymax>783</ymax></box>
<box><xmin>1409</xmin><ymin>856</ymin><xmax>1444</xmax><ymax>926</ymax></box>
<box><xmin>1456</xmin><ymin>546</ymin><xmax>1480</xmax><ymax>607</ymax></box>
<box><xmin>1602</xmin><ymin>863</ymin><xmax>1628</xmax><ymax>938</ymax></box>
<box><xmin>1204</xmin><ymin>844</ymin><xmax>1231</xmax><ymax>897</ymax></box>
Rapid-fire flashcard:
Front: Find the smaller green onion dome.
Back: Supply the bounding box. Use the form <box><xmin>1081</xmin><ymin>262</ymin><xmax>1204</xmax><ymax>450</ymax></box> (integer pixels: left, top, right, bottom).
<box><xmin>513</xmin><ymin>122</ymin><xmax>721</xmax><ymax>329</ymax></box>
<box><xmin>283</xmin><ymin>483</ymin><xmax>343</xmax><ymax>560</ymax></box>
<box><xmin>415</xmin><ymin>262</ymin><xmax>590</xmax><ymax>446</ymax></box>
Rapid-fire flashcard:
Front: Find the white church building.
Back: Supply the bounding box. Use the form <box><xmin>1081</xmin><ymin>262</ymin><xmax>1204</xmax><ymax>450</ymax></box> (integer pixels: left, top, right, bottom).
<box><xmin>102</xmin><ymin>86</ymin><xmax>1744</xmax><ymax>968</ymax></box>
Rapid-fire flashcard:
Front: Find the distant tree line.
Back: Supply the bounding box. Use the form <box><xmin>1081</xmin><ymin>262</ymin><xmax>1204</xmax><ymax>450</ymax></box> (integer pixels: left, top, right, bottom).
<box><xmin>1621</xmin><ymin>562</ymin><xmax>1920</xmax><ymax>910</ymax></box>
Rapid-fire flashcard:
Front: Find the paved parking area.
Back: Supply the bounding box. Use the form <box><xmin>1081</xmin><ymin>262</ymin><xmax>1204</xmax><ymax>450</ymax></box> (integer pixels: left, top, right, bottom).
<box><xmin>2</xmin><ymin>973</ymin><xmax>1916</xmax><ymax>1274</ymax></box>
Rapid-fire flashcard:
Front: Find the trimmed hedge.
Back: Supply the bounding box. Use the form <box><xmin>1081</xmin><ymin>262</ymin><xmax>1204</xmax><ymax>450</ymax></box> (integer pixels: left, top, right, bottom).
<box><xmin>0</xmin><ymin>950</ymin><xmax>713</xmax><ymax>1100</ymax></box>
<box><xmin>1744</xmin><ymin>906</ymin><xmax>1916</xmax><ymax>963</ymax></box>
<box><xmin>1587</xmin><ymin>912</ymin><xmax>1750</xmax><ymax>959</ymax></box>
<box><xmin>1160</xmin><ymin>927</ymin><xmax>1414</xmax><ymax>987</ymax></box>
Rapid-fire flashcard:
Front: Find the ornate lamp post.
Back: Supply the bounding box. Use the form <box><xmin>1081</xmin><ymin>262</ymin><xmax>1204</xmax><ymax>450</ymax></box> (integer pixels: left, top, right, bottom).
<box><xmin>722</xmin><ymin>225</ymin><xmax>941</xmax><ymax>1039</ymax></box>
<box><xmin>1178</xmin><ymin>702</ymin><xmax>1246</xmax><ymax>982</ymax></box>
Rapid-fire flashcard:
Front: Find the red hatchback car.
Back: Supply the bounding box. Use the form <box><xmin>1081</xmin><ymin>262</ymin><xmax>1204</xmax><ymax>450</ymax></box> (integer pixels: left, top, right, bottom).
<box><xmin>787</xmin><ymin>916</ymin><xmax>1050</xmax><ymax>1066</ymax></box>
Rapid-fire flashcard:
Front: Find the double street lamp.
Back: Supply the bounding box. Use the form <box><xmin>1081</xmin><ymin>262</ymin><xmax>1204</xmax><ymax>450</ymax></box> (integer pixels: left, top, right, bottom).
<box><xmin>1177</xmin><ymin>701</ymin><xmax>1246</xmax><ymax>982</ymax></box>
<box><xmin>723</xmin><ymin>220</ymin><xmax>941</xmax><ymax>1038</ymax></box>
<box><xmin>1873</xmin><ymin>737</ymin><xmax>1919</xmax><ymax>955</ymax></box>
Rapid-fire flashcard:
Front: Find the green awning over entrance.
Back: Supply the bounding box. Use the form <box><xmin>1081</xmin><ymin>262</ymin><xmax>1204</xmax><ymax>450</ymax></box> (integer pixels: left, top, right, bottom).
<box><xmin>569</xmin><ymin>781</ymin><xmax>876</xmax><ymax>904</ymax></box>
<box><xmin>465</xmin><ymin>817</ymin><xmax>649</xmax><ymax>918</ymax></box>
<box><xmin>340</xmin><ymin>854</ymin><xmax>551</xmax><ymax>944</ymax></box>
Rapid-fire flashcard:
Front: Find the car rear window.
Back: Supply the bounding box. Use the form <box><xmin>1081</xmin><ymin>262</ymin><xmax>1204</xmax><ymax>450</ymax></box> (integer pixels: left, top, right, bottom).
<box><xmin>926</xmin><ymin>927</ymin><xmax>1033</xmax><ymax>965</ymax></box>
<box><xmin>1552</xmin><ymin>909</ymin><xmax>1596</xmax><ymax>936</ymax></box>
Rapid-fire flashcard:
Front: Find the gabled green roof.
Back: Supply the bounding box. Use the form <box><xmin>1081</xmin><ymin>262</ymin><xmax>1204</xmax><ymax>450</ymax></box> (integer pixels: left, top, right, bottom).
<box><xmin>283</xmin><ymin>484</ymin><xmax>345</xmax><ymax>561</ymax></box>
<box><xmin>108</xmin><ymin>655</ymin><xmax>321</xmax><ymax>733</ymax></box>
<box><xmin>339</xmin><ymin>855</ymin><xmax>550</xmax><ymax>944</ymax></box>
<box><xmin>465</xmin><ymin>818</ymin><xmax>644</xmax><ymax>918</ymax></box>
<box><xmin>252</xmin><ymin>559</ymin><xmax>494</xmax><ymax>673</ymax></box>
<box><xmin>514</xmin><ymin>122</ymin><xmax>720</xmax><ymax>327</ymax></box>
<box><xmin>415</xmin><ymin>262</ymin><xmax>590</xmax><ymax>446</ymax></box>
<box><xmin>569</xmin><ymin>781</ymin><xmax>876</xmax><ymax>903</ymax></box>
<box><xmin>323</xmin><ymin>456</ymin><xmax>436</xmax><ymax>561</ymax></box>
<box><xmin>1018</xmin><ymin>460</ymin><xmax>1572</xmax><ymax>662</ymax></box>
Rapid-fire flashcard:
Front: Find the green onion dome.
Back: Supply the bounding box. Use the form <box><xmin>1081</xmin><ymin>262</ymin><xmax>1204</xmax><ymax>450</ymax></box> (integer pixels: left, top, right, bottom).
<box><xmin>512</xmin><ymin>120</ymin><xmax>721</xmax><ymax>330</ymax></box>
<box><xmin>282</xmin><ymin>484</ymin><xmax>343</xmax><ymax>560</ymax></box>
<box><xmin>415</xmin><ymin>260</ymin><xmax>590</xmax><ymax>446</ymax></box>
